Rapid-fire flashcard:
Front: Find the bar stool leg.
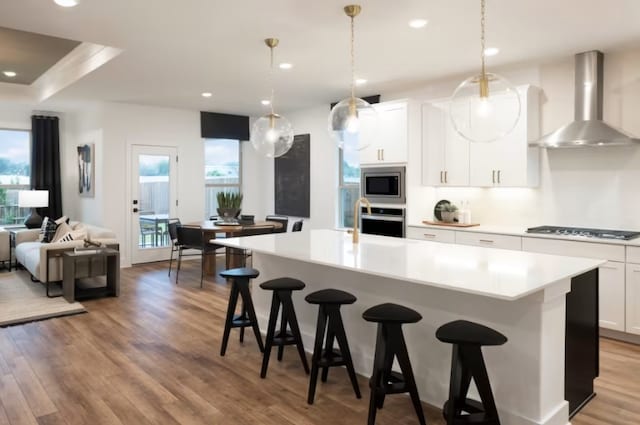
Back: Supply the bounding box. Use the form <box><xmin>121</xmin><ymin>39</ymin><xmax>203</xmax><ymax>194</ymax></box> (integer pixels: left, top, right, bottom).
<box><xmin>239</xmin><ymin>303</ymin><xmax>246</xmax><ymax>343</ymax></box>
<box><xmin>237</xmin><ymin>283</ymin><xmax>264</xmax><ymax>352</ymax></box>
<box><xmin>220</xmin><ymin>282</ymin><xmax>240</xmax><ymax>356</ymax></box>
<box><xmin>466</xmin><ymin>345</ymin><xmax>500</xmax><ymax>423</ymax></box>
<box><xmin>321</xmin><ymin>326</ymin><xmax>335</xmax><ymax>383</ymax></box>
<box><xmin>330</xmin><ymin>307</ymin><xmax>361</xmax><ymax>399</ymax></box>
<box><xmin>307</xmin><ymin>306</ymin><xmax>328</xmax><ymax>404</ymax></box>
<box><xmin>367</xmin><ymin>325</ymin><xmax>385</xmax><ymax>425</ymax></box>
<box><xmin>394</xmin><ymin>328</ymin><xmax>426</xmax><ymax>425</ymax></box>
<box><xmin>260</xmin><ymin>293</ymin><xmax>281</xmax><ymax>378</ymax></box>
<box><xmin>277</xmin><ymin>310</ymin><xmax>288</xmax><ymax>361</ymax></box>
<box><xmin>280</xmin><ymin>291</ymin><xmax>310</xmax><ymax>374</ymax></box>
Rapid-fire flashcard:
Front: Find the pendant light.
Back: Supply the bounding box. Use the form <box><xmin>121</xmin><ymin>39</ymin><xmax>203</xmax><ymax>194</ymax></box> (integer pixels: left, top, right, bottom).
<box><xmin>450</xmin><ymin>0</ymin><xmax>520</xmax><ymax>143</ymax></box>
<box><xmin>250</xmin><ymin>38</ymin><xmax>294</xmax><ymax>158</ymax></box>
<box><xmin>328</xmin><ymin>5</ymin><xmax>378</xmax><ymax>151</ymax></box>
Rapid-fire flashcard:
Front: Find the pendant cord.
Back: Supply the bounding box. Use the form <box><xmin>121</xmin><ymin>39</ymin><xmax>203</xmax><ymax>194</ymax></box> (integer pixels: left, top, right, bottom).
<box><xmin>269</xmin><ymin>45</ymin><xmax>275</xmax><ymax>116</ymax></box>
<box><xmin>480</xmin><ymin>0</ymin><xmax>486</xmax><ymax>78</ymax></box>
<box><xmin>350</xmin><ymin>14</ymin><xmax>356</xmax><ymax>101</ymax></box>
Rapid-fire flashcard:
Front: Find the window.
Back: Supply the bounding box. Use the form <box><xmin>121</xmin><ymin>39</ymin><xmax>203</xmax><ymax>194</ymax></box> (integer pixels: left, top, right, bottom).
<box><xmin>204</xmin><ymin>139</ymin><xmax>241</xmax><ymax>219</ymax></box>
<box><xmin>0</xmin><ymin>129</ymin><xmax>31</xmax><ymax>226</ymax></box>
<box><xmin>338</xmin><ymin>144</ymin><xmax>360</xmax><ymax>228</ymax></box>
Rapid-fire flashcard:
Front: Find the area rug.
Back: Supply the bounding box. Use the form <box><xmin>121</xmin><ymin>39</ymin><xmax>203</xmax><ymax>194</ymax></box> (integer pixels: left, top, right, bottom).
<box><xmin>0</xmin><ymin>271</ymin><xmax>86</xmax><ymax>327</ymax></box>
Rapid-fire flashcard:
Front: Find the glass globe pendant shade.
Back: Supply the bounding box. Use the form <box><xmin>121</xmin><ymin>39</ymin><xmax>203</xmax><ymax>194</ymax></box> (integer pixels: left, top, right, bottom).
<box><xmin>250</xmin><ymin>113</ymin><xmax>294</xmax><ymax>158</ymax></box>
<box><xmin>328</xmin><ymin>97</ymin><xmax>378</xmax><ymax>151</ymax></box>
<box><xmin>450</xmin><ymin>72</ymin><xmax>521</xmax><ymax>143</ymax></box>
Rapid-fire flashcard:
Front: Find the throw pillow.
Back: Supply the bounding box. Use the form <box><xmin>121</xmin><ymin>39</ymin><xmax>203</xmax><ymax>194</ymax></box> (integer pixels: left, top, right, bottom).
<box><xmin>38</xmin><ymin>217</ymin><xmax>49</xmax><ymax>242</ymax></box>
<box><xmin>42</xmin><ymin>218</ymin><xmax>59</xmax><ymax>243</ymax></box>
<box><xmin>51</xmin><ymin>222</ymin><xmax>72</xmax><ymax>243</ymax></box>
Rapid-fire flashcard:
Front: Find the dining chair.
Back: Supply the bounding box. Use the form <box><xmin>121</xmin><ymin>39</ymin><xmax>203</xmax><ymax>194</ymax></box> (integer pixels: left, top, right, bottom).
<box><xmin>292</xmin><ymin>220</ymin><xmax>304</xmax><ymax>232</ymax></box>
<box><xmin>167</xmin><ymin>218</ymin><xmax>181</xmax><ymax>276</ymax></box>
<box><xmin>228</xmin><ymin>225</ymin><xmax>275</xmax><ymax>267</ymax></box>
<box><xmin>175</xmin><ymin>225</ymin><xmax>223</xmax><ymax>288</ymax></box>
<box><xmin>265</xmin><ymin>215</ymin><xmax>288</xmax><ymax>233</ymax></box>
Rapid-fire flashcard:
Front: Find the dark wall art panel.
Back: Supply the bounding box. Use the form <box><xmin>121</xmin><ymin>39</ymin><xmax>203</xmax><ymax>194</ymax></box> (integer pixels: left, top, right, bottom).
<box><xmin>274</xmin><ymin>134</ymin><xmax>310</xmax><ymax>218</ymax></box>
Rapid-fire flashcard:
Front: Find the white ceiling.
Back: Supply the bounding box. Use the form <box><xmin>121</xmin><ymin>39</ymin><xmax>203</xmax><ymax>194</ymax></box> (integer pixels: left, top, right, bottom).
<box><xmin>1</xmin><ymin>0</ymin><xmax>640</xmax><ymax>115</ymax></box>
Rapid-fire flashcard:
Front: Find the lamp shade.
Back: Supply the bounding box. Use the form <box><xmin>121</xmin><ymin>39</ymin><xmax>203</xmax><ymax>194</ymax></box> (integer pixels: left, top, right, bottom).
<box><xmin>18</xmin><ymin>190</ymin><xmax>49</xmax><ymax>208</ymax></box>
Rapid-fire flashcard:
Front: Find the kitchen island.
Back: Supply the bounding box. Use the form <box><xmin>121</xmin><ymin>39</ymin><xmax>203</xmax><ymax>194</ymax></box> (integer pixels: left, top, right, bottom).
<box><xmin>216</xmin><ymin>229</ymin><xmax>604</xmax><ymax>425</ymax></box>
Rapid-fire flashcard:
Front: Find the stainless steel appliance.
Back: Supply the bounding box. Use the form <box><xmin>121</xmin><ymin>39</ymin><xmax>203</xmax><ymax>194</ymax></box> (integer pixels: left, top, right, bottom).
<box><xmin>361</xmin><ymin>166</ymin><xmax>405</xmax><ymax>204</ymax></box>
<box><xmin>533</xmin><ymin>50</ymin><xmax>640</xmax><ymax>148</ymax></box>
<box><xmin>526</xmin><ymin>225</ymin><xmax>640</xmax><ymax>240</ymax></box>
<box><xmin>361</xmin><ymin>206</ymin><xmax>405</xmax><ymax>238</ymax></box>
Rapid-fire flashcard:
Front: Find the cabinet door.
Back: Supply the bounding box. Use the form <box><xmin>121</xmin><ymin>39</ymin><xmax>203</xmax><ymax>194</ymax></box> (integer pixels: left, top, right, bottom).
<box><xmin>443</xmin><ymin>103</ymin><xmax>470</xmax><ymax>186</ymax></box>
<box><xmin>377</xmin><ymin>102</ymin><xmax>408</xmax><ymax>163</ymax></box>
<box><xmin>599</xmin><ymin>261</ymin><xmax>626</xmax><ymax>331</ymax></box>
<box><xmin>626</xmin><ymin>264</ymin><xmax>640</xmax><ymax>335</ymax></box>
<box><xmin>358</xmin><ymin>111</ymin><xmax>382</xmax><ymax>164</ymax></box>
<box><xmin>421</xmin><ymin>103</ymin><xmax>446</xmax><ymax>185</ymax></box>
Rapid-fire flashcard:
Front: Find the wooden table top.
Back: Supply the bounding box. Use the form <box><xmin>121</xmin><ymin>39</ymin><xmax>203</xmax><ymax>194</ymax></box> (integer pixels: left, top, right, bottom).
<box><xmin>186</xmin><ymin>220</ymin><xmax>283</xmax><ymax>233</ymax></box>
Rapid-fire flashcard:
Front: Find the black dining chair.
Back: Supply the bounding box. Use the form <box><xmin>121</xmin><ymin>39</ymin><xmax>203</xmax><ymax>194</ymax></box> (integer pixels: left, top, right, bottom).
<box><xmin>292</xmin><ymin>220</ymin><xmax>304</xmax><ymax>232</ymax></box>
<box><xmin>265</xmin><ymin>215</ymin><xmax>288</xmax><ymax>233</ymax></box>
<box><xmin>167</xmin><ymin>218</ymin><xmax>181</xmax><ymax>276</ymax></box>
<box><xmin>175</xmin><ymin>225</ymin><xmax>223</xmax><ymax>288</ymax></box>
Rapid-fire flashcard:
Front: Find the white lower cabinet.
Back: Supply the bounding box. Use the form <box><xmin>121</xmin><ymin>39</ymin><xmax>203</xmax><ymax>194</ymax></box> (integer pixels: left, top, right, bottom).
<box><xmin>406</xmin><ymin>226</ymin><xmax>455</xmax><ymax>243</ymax></box>
<box><xmin>598</xmin><ymin>261</ymin><xmax>626</xmax><ymax>332</ymax></box>
<box><xmin>454</xmin><ymin>232</ymin><xmax>522</xmax><ymax>251</ymax></box>
<box><xmin>626</xmin><ymin>263</ymin><xmax>640</xmax><ymax>335</ymax></box>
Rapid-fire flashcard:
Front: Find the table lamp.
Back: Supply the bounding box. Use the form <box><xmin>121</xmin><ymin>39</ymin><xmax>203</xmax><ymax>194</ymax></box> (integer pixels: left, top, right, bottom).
<box><xmin>18</xmin><ymin>190</ymin><xmax>49</xmax><ymax>228</ymax></box>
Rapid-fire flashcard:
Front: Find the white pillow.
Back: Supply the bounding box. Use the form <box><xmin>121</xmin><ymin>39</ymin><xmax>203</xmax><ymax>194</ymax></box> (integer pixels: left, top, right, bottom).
<box><xmin>51</xmin><ymin>222</ymin><xmax>72</xmax><ymax>243</ymax></box>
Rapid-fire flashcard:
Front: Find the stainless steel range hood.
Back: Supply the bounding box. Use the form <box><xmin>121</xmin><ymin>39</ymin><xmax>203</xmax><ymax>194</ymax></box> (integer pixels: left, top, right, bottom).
<box><xmin>533</xmin><ymin>50</ymin><xmax>640</xmax><ymax>148</ymax></box>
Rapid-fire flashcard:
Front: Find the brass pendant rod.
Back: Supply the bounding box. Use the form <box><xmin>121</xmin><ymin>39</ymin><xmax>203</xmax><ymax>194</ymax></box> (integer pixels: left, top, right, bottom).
<box><xmin>350</xmin><ymin>14</ymin><xmax>356</xmax><ymax>102</ymax></box>
<box><xmin>480</xmin><ymin>0</ymin><xmax>486</xmax><ymax>79</ymax></box>
<box><xmin>264</xmin><ymin>38</ymin><xmax>279</xmax><ymax>117</ymax></box>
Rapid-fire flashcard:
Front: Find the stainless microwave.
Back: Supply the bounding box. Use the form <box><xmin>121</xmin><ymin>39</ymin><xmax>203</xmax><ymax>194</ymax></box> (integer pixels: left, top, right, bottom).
<box><xmin>361</xmin><ymin>166</ymin><xmax>406</xmax><ymax>204</ymax></box>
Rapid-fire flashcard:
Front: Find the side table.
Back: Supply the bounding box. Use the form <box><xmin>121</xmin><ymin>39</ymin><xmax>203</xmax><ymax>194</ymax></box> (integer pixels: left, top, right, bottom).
<box><xmin>62</xmin><ymin>248</ymin><xmax>120</xmax><ymax>303</ymax></box>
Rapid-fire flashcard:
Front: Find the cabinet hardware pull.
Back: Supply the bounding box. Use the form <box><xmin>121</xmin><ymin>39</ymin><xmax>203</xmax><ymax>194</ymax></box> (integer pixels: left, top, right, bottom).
<box><xmin>600</xmin><ymin>265</ymin><xmax>618</xmax><ymax>270</ymax></box>
<box><xmin>381</xmin><ymin>149</ymin><xmax>384</xmax><ymax>161</ymax></box>
<box><xmin>377</xmin><ymin>149</ymin><xmax>380</xmax><ymax>160</ymax></box>
<box><xmin>423</xmin><ymin>234</ymin><xmax>436</xmax><ymax>238</ymax></box>
<box><xmin>479</xmin><ymin>239</ymin><xmax>494</xmax><ymax>244</ymax></box>
<box><xmin>440</xmin><ymin>171</ymin><xmax>443</xmax><ymax>183</ymax></box>
<box><xmin>492</xmin><ymin>170</ymin><xmax>495</xmax><ymax>184</ymax></box>
<box><xmin>444</xmin><ymin>171</ymin><xmax>448</xmax><ymax>183</ymax></box>
<box><xmin>634</xmin><ymin>269</ymin><xmax>640</xmax><ymax>273</ymax></box>
<box><xmin>497</xmin><ymin>170</ymin><xmax>501</xmax><ymax>183</ymax></box>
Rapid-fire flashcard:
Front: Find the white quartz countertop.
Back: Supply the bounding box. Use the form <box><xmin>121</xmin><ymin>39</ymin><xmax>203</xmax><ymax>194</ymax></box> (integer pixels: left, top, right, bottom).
<box><xmin>409</xmin><ymin>222</ymin><xmax>640</xmax><ymax>247</ymax></box>
<box><xmin>215</xmin><ymin>229</ymin><xmax>604</xmax><ymax>301</ymax></box>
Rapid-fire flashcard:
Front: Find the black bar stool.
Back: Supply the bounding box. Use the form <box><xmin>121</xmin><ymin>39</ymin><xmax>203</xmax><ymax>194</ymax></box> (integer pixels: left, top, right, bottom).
<box><xmin>305</xmin><ymin>289</ymin><xmax>361</xmax><ymax>404</ymax></box>
<box><xmin>436</xmin><ymin>320</ymin><xmax>507</xmax><ymax>425</ymax></box>
<box><xmin>363</xmin><ymin>303</ymin><xmax>426</xmax><ymax>425</ymax></box>
<box><xmin>259</xmin><ymin>277</ymin><xmax>310</xmax><ymax>378</ymax></box>
<box><xmin>219</xmin><ymin>267</ymin><xmax>264</xmax><ymax>356</ymax></box>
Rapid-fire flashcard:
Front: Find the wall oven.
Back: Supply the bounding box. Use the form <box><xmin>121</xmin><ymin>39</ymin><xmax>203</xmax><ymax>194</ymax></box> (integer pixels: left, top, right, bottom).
<box><xmin>361</xmin><ymin>166</ymin><xmax>405</xmax><ymax>204</ymax></box>
<box><xmin>361</xmin><ymin>207</ymin><xmax>405</xmax><ymax>238</ymax></box>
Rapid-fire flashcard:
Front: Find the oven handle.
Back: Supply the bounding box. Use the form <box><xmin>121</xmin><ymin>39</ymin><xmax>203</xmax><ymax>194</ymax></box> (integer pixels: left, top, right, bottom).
<box><xmin>361</xmin><ymin>215</ymin><xmax>405</xmax><ymax>223</ymax></box>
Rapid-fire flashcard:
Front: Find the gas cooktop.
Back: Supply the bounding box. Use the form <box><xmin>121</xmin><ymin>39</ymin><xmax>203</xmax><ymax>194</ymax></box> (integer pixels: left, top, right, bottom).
<box><xmin>526</xmin><ymin>226</ymin><xmax>640</xmax><ymax>241</ymax></box>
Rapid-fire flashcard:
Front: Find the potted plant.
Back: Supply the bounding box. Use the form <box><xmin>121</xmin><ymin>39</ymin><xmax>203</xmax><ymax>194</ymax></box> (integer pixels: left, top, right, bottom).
<box><xmin>216</xmin><ymin>192</ymin><xmax>243</xmax><ymax>223</ymax></box>
<box><xmin>438</xmin><ymin>203</ymin><xmax>458</xmax><ymax>223</ymax></box>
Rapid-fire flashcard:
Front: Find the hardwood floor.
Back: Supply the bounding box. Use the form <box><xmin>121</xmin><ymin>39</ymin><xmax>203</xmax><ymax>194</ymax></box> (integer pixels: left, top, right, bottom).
<box><xmin>0</xmin><ymin>259</ymin><xmax>638</xmax><ymax>424</ymax></box>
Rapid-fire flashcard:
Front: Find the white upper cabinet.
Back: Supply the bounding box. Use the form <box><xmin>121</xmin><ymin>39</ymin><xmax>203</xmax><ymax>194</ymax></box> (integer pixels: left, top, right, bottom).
<box><xmin>469</xmin><ymin>86</ymin><xmax>540</xmax><ymax>187</ymax></box>
<box><xmin>421</xmin><ymin>101</ymin><xmax>469</xmax><ymax>186</ymax></box>
<box><xmin>359</xmin><ymin>100</ymin><xmax>408</xmax><ymax>165</ymax></box>
<box><xmin>421</xmin><ymin>85</ymin><xmax>540</xmax><ymax>187</ymax></box>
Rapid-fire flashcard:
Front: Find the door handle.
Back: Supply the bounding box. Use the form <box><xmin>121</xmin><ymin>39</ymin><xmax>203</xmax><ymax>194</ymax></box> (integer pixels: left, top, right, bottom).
<box><xmin>492</xmin><ymin>170</ymin><xmax>496</xmax><ymax>184</ymax></box>
<box><xmin>133</xmin><ymin>208</ymin><xmax>139</xmax><ymax>213</ymax></box>
<box><xmin>440</xmin><ymin>171</ymin><xmax>443</xmax><ymax>183</ymax></box>
<box><xmin>497</xmin><ymin>170</ymin><xmax>501</xmax><ymax>183</ymax></box>
<box><xmin>444</xmin><ymin>171</ymin><xmax>448</xmax><ymax>183</ymax></box>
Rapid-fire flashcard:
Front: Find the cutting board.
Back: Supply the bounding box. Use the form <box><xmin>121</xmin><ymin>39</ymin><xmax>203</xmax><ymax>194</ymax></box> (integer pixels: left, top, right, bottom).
<box><xmin>422</xmin><ymin>220</ymin><xmax>480</xmax><ymax>228</ymax></box>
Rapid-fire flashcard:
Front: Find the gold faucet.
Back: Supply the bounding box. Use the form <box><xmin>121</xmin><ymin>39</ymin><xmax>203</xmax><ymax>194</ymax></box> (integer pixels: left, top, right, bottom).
<box><xmin>350</xmin><ymin>197</ymin><xmax>371</xmax><ymax>244</ymax></box>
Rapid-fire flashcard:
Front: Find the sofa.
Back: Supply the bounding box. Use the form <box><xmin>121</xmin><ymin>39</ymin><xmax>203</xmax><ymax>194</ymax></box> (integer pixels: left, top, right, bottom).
<box><xmin>14</xmin><ymin>221</ymin><xmax>118</xmax><ymax>284</ymax></box>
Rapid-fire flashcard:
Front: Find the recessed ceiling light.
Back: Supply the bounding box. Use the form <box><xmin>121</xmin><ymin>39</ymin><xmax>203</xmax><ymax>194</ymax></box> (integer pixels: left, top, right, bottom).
<box><xmin>3</xmin><ymin>71</ymin><xmax>17</xmax><ymax>78</ymax></box>
<box><xmin>201</xmin><ymin>92</ymin><xmax>212</xmax><ymax>98</ymax></box>
<box><xmin>54</xmin><ymin>0</ymin><xmax>79</xmax><ymax>7</ymax></box>
<box><xmin>408</xmin><ymin>19</ymin><xmax>428</xmax><ymax>29</ymax></box>
<box><xmin>261</xmin><ymin>100</ymin><xmax>271</xmax><ymax>106</ymax></box>
<box><xmin>484</xmin><ymin>47</ymin><xmax>500</xmax><ymax>57</ymax></box>
<box><xmin>355</xmin><ymin>78</ymin><xmax>367</xmax><ymax>86</ymax></box>
<box><xmin>279</xmin><ymin>63</ymin><xmax>293</xmax><ymax>70</ymax></box>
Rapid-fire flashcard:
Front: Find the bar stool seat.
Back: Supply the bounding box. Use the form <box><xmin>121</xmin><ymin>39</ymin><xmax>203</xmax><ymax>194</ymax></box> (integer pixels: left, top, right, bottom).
<box><xmin>363</xmin><ymin>303</ymin><xmax>426</xmax><ymax>425</ymax></box>
<box><xmin>219</xmin><ymin>267</ymin><xmax>263</xmax><ymax>356</ymax></box>
<box><xmin>437</xmin><ymin>320</ymin><xmax>507</xmax><ymax>425</ymax></box>
<box><xmin>259</xmin><ymin>277</ymin><xmax>309</xmax><ymax>378</ymax></box>
<box><xmin>305</xmin><ymin>289</ymin><xmax>360</xmax><ymax>404</ymax></box>
<box><xmin>260</xmin><ymin>277</ymin><xmax>305</xmax><ymax>291</ymax></box>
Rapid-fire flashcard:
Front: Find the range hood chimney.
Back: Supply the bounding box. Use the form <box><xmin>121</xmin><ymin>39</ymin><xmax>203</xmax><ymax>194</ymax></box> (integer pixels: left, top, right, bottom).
<box><xmin>533</xmin><ymin>50</ymin><xmax>640</xmax><ymax>148</ymax></box>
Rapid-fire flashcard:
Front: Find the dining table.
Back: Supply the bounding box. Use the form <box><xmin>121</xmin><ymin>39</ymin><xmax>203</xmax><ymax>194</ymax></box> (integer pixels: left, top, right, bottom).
<box><xmin>186</xmin><ymin>220</ymin><xmax>283</xmax><ymax>275</ymax></box>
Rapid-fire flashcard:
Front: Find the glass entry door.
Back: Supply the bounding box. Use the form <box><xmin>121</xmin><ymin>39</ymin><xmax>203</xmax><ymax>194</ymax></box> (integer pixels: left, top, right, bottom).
<box><xmin>130</xmin><ymin>145</ymin><xmax>177</xmax><ymax>264</ymax></box>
